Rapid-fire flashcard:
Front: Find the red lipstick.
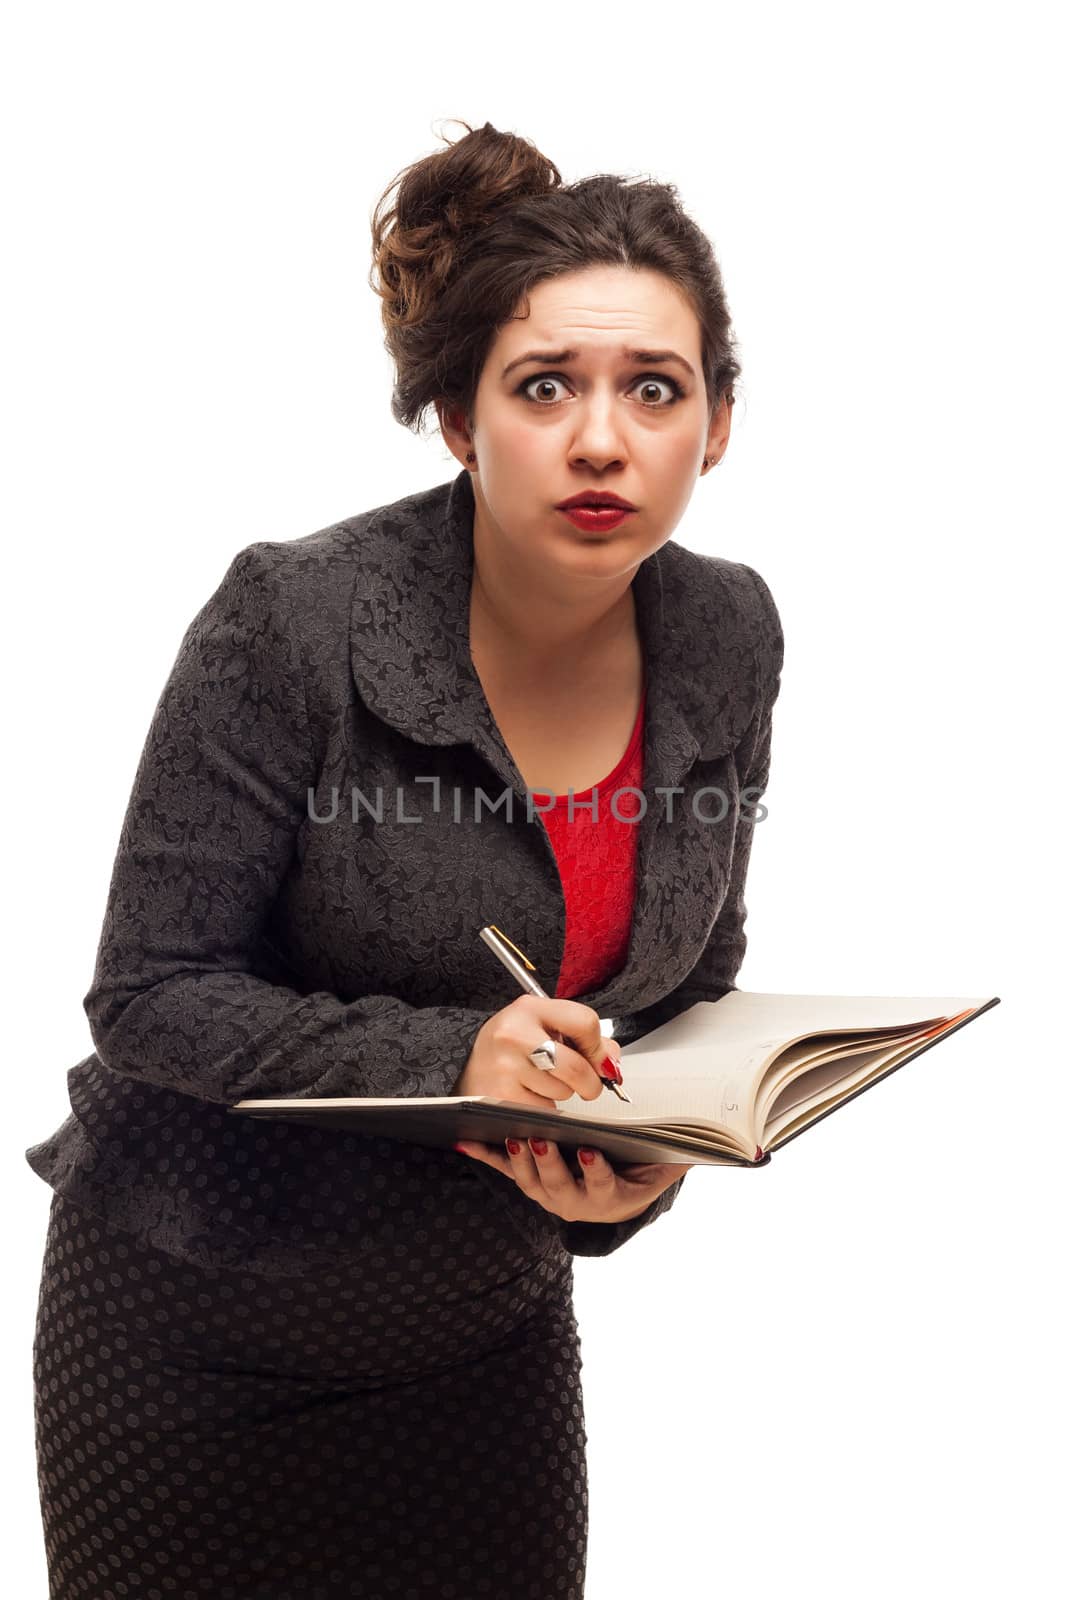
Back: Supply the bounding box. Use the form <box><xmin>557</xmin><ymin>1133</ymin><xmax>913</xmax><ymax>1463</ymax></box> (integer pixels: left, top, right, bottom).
<box><xmin>558</xmin><ymin>506</ymin><xmax>634</xmax><ymax>532</ymax></box>
<box><xmin>554</xmin><ymin>490</ymin><xmax>637</xmax><ymax>533</ymax></box>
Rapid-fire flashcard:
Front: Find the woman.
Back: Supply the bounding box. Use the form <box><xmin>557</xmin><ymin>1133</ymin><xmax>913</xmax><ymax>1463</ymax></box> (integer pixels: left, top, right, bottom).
<box><xmin>27</xmin><ymin>119</ymin><xmax>783</xmax><ymax>1597</ymax></box>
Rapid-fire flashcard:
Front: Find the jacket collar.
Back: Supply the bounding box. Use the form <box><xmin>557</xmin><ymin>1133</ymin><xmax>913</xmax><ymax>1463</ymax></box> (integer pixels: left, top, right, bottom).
<box><xmin>348</xmin><ymin>467</ymin><xmax>758</xmax><ymax>801</ymax></box>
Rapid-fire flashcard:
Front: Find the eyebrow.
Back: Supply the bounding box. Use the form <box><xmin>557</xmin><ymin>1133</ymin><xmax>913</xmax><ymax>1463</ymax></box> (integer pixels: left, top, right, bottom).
<box><xmin>500</xmin><ymin>347</ymin><xmax>698</xmax><ymax>381</ymax></box>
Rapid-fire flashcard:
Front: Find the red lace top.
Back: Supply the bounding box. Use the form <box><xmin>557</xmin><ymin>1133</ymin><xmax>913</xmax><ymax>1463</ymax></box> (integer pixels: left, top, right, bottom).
<box><xmin>530</xmin><ymin>680</ymin><xmax>647</xmax><ymax>998</ymax></box>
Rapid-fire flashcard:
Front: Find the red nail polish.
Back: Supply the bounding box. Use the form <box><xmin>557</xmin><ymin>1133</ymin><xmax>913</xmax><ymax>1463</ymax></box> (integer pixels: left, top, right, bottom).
<box><xmin>602</xmin><ymin>1060</ymin><xmax>623</xmax><ymax>1083</ymax></box>
<box><xmin>529</xmin><ymin>1138</ymin><xmax>548</xmax><ymax>1156</ymax></box>
<box><xmin>578</xmin><ymin>1148</ymin><xmax>596</xmax><ymax>1166</ymax></box>
<box><xmin>506</xmin><ymin>1138</ymin><xmax>522</xmax><ymax>1155</ymax></box>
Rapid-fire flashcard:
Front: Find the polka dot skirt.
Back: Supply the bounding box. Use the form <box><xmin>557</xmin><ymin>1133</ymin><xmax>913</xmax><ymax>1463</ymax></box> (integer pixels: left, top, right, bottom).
<box><xmin>32</xmin><ymin>1193</ymin><xmax>589</xmax><ymax>1597</ymax></box>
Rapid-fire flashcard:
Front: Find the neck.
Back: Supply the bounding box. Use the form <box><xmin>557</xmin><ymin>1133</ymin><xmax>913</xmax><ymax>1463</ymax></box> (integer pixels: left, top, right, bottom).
<box><xmin>468</xmin><ymin>512</ymin><xmax>639</xmax><ymax>679</ymax></box>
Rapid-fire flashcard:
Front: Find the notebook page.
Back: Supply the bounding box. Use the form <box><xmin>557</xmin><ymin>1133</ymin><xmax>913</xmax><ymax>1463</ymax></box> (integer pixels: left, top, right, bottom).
<box><xmin>622</xmin><ymin>991</ymin><xmax>992</xmax><ymax>1063</ymax></box>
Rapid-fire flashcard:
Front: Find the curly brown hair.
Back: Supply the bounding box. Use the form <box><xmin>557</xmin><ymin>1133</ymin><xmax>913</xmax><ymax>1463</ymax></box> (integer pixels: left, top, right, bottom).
<box><xmin>368</xmin><ymin>119</ymin><xmax>741</xmax><ymax>442</ymax></box>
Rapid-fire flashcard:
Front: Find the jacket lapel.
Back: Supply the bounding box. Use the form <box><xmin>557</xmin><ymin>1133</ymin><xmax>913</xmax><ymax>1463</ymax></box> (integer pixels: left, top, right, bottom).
<box><xmin>348</xmin><ymin>468</ymin><xmax>760</xmax><ymax>1013</ymax></box>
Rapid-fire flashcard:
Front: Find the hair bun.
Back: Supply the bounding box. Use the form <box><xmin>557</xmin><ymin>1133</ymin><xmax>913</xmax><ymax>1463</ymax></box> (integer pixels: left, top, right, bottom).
<box><xmin>413</xmin><ymin>119</ymin><xmax>560</xmax><ymax>236</ymax></box>
<box><xmin>370</xmin><ymin>121</ymin><xmax>562</xmax><ymax>327</ymax></box>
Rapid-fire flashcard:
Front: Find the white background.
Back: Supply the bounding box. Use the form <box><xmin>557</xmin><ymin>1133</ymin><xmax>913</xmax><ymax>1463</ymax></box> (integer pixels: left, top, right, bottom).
<box><xmin>4</xmin><ymin>2</ymin><xmax>1063</xmax><ymax>1595</ymax></box>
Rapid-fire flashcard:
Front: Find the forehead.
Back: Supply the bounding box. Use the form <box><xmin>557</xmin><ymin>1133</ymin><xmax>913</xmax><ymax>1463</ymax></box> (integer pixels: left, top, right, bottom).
<box><xmin>497</xmin><ymin>266</ymin><xmax>698</xmax><ymax>354</ymax></box>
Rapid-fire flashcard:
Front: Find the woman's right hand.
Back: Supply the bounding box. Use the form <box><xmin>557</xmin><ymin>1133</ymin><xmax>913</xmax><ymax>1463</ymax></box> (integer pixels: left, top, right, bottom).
<box><xmin>451</xmin><ymin>994</ymin><xmax>622</xmax><ymax>1108</ymax></box>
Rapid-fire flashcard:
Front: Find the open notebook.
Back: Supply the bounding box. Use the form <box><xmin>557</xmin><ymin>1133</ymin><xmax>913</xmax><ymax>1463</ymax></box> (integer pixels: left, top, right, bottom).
<box><xmin>230</xmin><ymin>990</ymin><xmax>1000</xmax><ymax>1170</ymax></box>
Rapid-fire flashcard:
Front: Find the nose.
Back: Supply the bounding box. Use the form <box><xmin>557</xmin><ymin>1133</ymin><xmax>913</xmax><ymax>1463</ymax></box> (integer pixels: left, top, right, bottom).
<box><xmin>566</xmin><ymin>388</ymin><xmax>630</xmax><ymax>466</ymax></box>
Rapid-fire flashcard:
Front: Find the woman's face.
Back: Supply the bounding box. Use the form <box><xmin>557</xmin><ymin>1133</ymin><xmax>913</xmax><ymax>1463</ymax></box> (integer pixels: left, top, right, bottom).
<box><xmin>443</xmin><ymin>264</ymin><xmax>731</xmax><ymax>582</ymax></box>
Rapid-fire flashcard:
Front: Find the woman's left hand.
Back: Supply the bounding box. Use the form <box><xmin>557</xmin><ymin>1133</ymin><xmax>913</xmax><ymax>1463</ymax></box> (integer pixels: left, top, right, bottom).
<box><xmin>454</xmin><ymin>1136</ymin><xmax>693</xmax><ymax>1225</ymax></box>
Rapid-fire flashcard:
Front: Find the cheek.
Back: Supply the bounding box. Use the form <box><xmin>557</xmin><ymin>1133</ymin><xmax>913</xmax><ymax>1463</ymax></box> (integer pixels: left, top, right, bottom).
<box><xmin>648</xmin><ymin>440</ymin><xmax>706</xmax><ymax>517</ymax></box>
<box><xmin>477</xmin><ymin>423</ymin><xmax>550</xmax><ymax>507</ymax></box>
<box><xmin>479</xmin><ymin>409</ymin><xmax>556</xmax><ymax>483</ymax></box>
<box><xmin>660</xmin><ymin>432</ymin><xmax>707</xmax><ymax>477</ymax></box>
<box><xmin>510</xmin><ymin>427</ymin><xmax>559</xmax><ymax>474</ymax></box>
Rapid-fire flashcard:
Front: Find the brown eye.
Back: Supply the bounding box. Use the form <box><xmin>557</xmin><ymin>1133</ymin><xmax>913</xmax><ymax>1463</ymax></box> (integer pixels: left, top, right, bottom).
<box><xmin>524</xmin><ymin>377</ymin><xmax>566</xmax><ymax>404</ymax></box>
<box><xmin>634</xmin><ymin>379</ymin><xmax>675</xmax><ymax>406</ymax></box>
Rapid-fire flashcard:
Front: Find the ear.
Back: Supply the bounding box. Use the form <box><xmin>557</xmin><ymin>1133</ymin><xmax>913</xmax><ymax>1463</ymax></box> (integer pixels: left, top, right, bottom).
<box><xmin>705</xmin><ymin>392</ymin><xmax>733</xmax><ymax>467</ymax></box>
<box><xmin>438</xmin><ymin>403</ymin><xmax>475</xmax><ymax>467</ymax></box>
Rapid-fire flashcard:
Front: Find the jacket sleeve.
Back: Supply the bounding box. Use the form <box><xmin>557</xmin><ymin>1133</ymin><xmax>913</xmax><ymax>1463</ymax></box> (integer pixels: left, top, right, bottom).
<box><xmin>557</xmin><ymin>563</ymin><xmax>784</xmax><ymax>1258</ymax></box>
<box><xmin>82</xmin><ymin>543</ymin><xmax>496</xmax><ymax>1106</ymax></box>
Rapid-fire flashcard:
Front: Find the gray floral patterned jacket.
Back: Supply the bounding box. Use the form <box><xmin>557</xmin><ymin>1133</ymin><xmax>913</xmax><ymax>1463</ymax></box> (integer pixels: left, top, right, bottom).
<box><xmin>25</xmin><ymin>467</ymin><xmax>784</xmax><ymax>1274</ymax></box>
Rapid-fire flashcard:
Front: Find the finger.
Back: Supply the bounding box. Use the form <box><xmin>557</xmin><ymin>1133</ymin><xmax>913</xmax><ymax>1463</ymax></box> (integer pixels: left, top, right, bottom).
<box><xmin>610</xmin><ymin>1162</ymin><xmax>690</xmax><ymax>1205</ymax></box>
<box><xmin>501</xmin><ymin>1135</ymin><xmax>545</xmax><ymax>1196</ymax></box>
<box><xmin>523</xmin><ymin>1138</ymin><xmax>585</xmax><ymax>1201</ymax></box>
<box><xmin>517</xmin><ymin>1038</ymin><xmax>606</xmax><ymax>1105</ymax></box>
<box><xmin>542</xmin><ymin>1000</ymin><xmax>625</xmax><ymax>1086</ymax></box>
<box><xmin>453</xmin><ymin>1140</ymin><xmax>514</xmax><ymax>1178</ymax></box>
<box><xmin>574</xmin><ymin>1145</ymin><xmax>617</xmax><ymax>1195</ymax></box>
<box><xmin>616</xmin><ymin>1161</ymin><xmax>693</xmax><ymax>1184</ymax></box>
<box><xmin>511</xmin><ymin>995</ymin><xmax>623</xmax><ymax>1096</ymax></box>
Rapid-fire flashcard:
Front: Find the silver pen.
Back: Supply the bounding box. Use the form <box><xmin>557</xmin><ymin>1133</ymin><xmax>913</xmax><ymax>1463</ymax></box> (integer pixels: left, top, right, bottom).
<box><xmin>478</xmin><ymin>923</ymin><xmax>632</xmax><ymax>1103</ymax></box>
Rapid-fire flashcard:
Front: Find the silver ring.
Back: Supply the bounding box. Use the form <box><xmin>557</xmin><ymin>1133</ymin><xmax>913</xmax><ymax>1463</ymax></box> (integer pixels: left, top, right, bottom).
<box><xmin>528</xmin><ymin>1037</ymin><xmax>557</xmax><ymax>1069</ymax></box>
